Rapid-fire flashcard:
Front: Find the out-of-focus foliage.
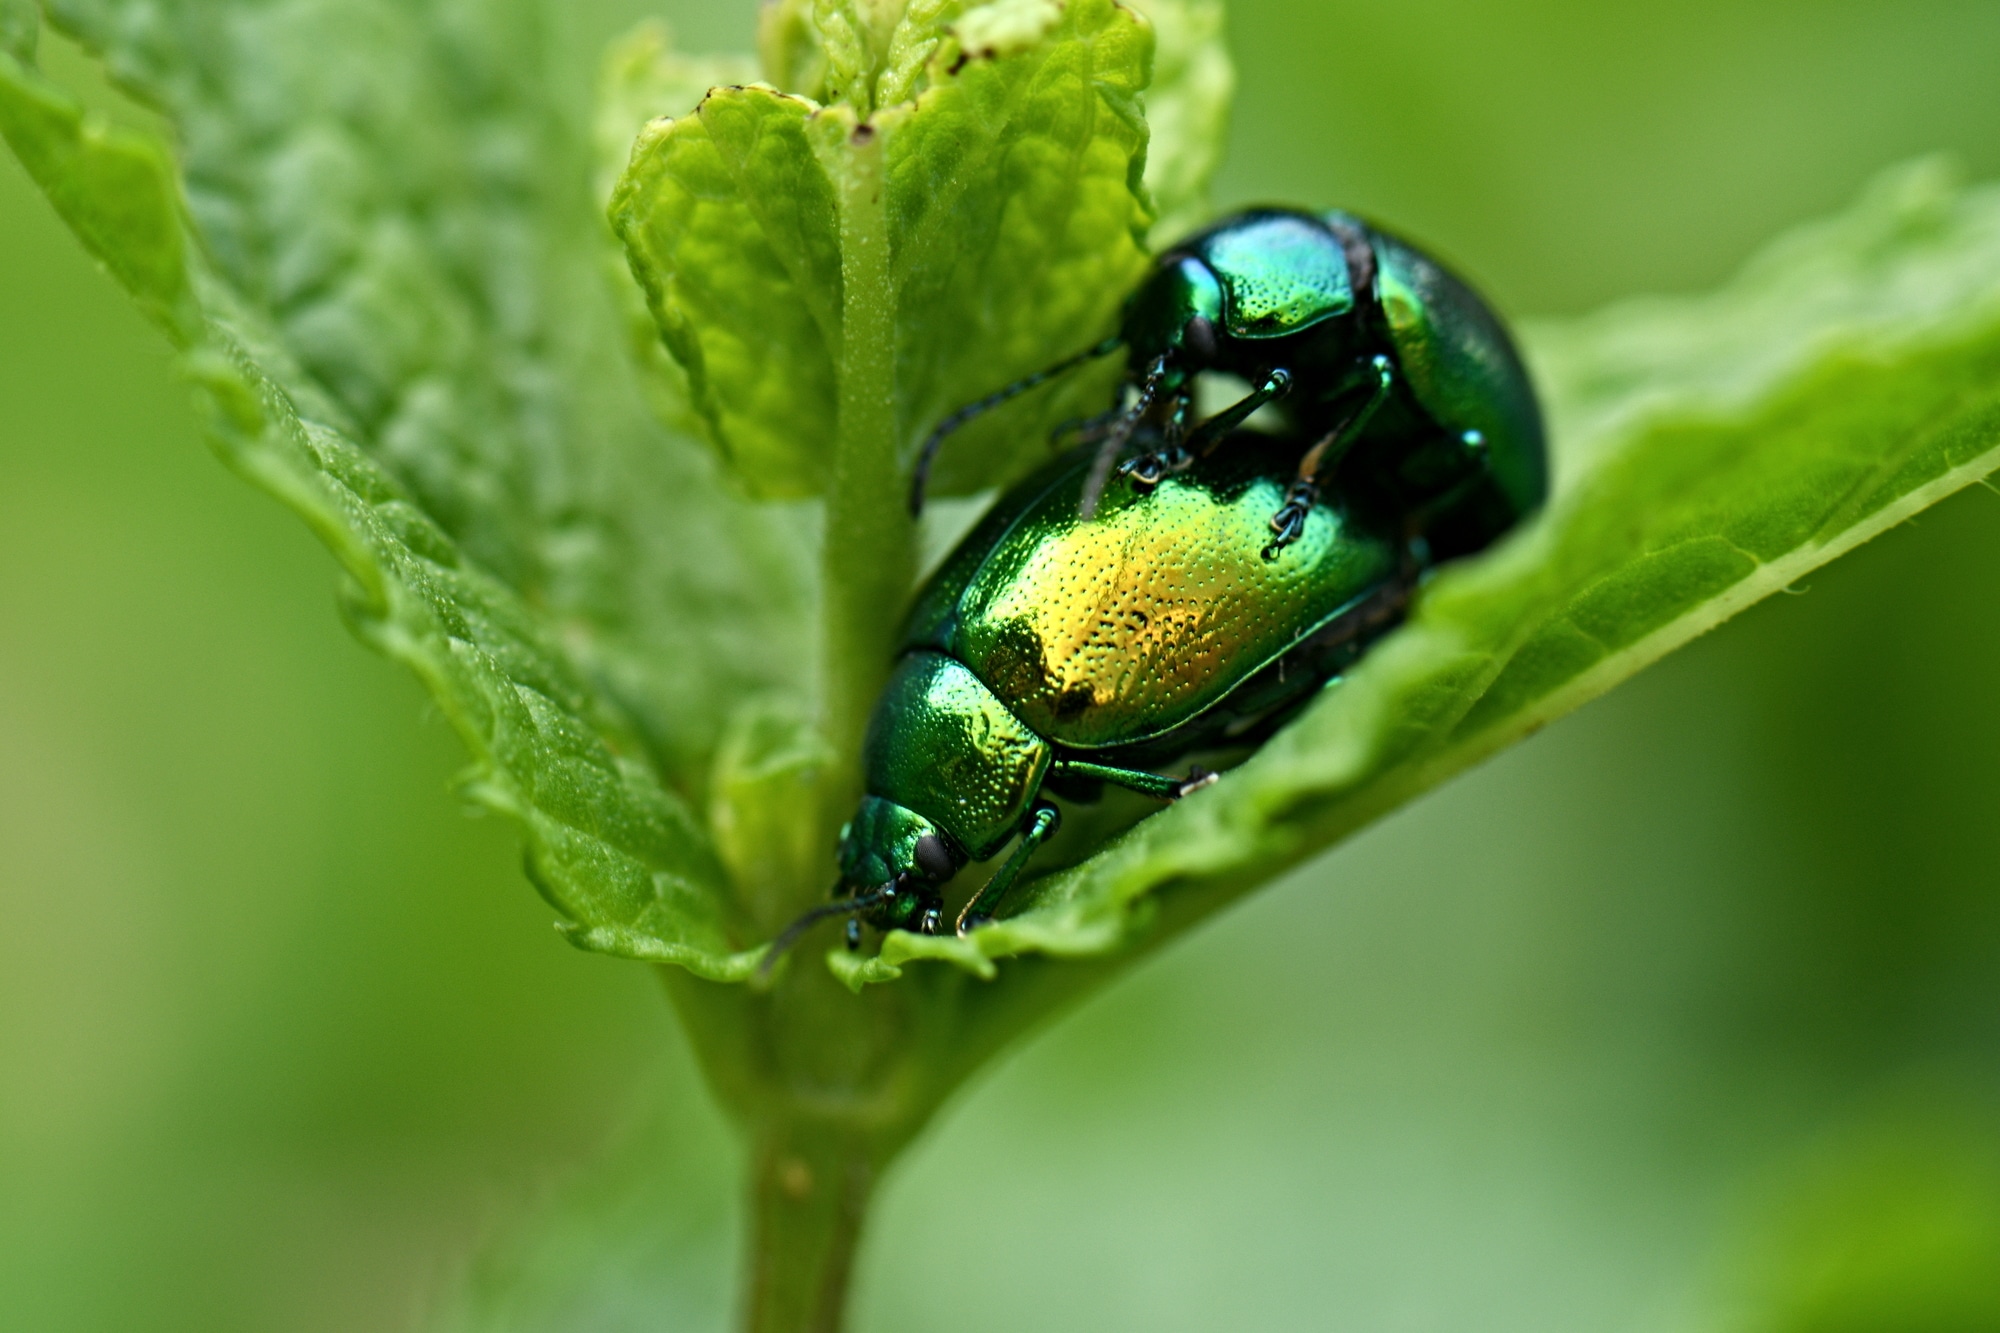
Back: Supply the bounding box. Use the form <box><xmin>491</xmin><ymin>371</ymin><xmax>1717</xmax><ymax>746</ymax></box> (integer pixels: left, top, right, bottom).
<box><xmin>1127</xmin><ymin>0</ymin><xmax>1231</xmax><ymax>244</ymax></box>
<box><xmin>7</xmin><ymin>1</ymin><xmax>2000</xmax><ymax>1331</ymax></box>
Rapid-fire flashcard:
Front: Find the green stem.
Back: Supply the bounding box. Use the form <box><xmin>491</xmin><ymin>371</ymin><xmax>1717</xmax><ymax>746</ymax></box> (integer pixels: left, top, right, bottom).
<box><xmin>662</xmin><ymin>958</ymin><xmax>930</xmax><ymax>1333</ymax></box>
<box><xmin>740</xmin><ymin>1117</ymin><xmax>878</xmax><ymax>1333</ymax></box>
<box><xmin>729</xmin><ymin>110</ymin><xmax>913</xmax><ymax>1333</ymax></box>
<box><xmin>818</xmin><ymin>115</ymin><xmax>914</xmax><ymax>849</ymax></box>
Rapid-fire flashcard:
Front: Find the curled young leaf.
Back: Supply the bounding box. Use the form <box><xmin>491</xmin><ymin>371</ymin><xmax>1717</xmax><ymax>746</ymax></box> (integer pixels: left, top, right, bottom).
<box><xmin>612</xmin><ymin>0</ymin><xmax>1154</xmax><ymax>501</ymax></box>
<box><xmin>1125</xmin><ymin>0</ymin><xmax>1233</xmax><ymax>242</ymax></box>
<box><xmin>613</xmin><ymin>86</ymin><xmax>844</xmax><ymax>498</ymax></box>
<box><xmin>595</xmin><ymin>22</ymin><xmax>760</xmax><ymax>439</ymax></box>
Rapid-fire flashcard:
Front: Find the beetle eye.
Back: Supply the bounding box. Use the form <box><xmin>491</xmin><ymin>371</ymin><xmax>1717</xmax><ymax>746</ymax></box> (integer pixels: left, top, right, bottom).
<box><xmin>913</xmin><ymin>833</ymin><xmax>954</xmax><ymax>881</ymax></box>
<box><xmin>1183</xmin><ymin>314</ymin><xmax>1218</xmax><ymax>361</ymax></box>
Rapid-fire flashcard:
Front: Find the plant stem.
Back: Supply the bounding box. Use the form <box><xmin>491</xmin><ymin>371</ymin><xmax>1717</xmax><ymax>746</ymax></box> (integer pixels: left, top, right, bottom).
<box><xmin>818</xmin><ymin>115</ymin><xmax>912</xmax><ymax>850</ymax></box>
<box><xmin>740</xmin><ymin>1117</ymin><xmax>878</xmax><ymax>1333</ymax></box>
<box><xmin>734</xmin><ymin>109</ymin><xmax>910</xmax><ymax>1333</ymax></box>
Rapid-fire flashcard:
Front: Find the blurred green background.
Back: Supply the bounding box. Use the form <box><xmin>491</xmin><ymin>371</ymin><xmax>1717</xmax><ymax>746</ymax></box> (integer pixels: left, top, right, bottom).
<box><xmin>5</xmin><ymin>1</ymin><xmax>2000</xmax><ymax>1329</ymax></box>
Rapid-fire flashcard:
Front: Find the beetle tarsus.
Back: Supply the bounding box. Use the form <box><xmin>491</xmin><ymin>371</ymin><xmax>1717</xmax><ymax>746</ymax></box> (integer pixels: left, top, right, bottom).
<box><xmin>1175</xmin><ymin>767</ymin><xmax>1220</xmax><ymax>798</ymax></box>
<box><xmin>1117</xmin><ymin>444</ymin><xmax>1192</xmax><ymax>492</ymax></box>
<box><xmin>955</xmin><ymin>802</ymin><xmax>1062</xmax><ymax>935</ymax></box>
<box><xmin>1261</xmin><ymin>480</ymin><xmax>1319</xmax><ymax>560</ymax></box>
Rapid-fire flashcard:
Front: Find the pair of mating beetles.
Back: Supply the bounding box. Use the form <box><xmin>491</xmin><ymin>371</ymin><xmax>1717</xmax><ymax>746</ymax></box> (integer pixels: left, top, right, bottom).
<box><xmin>768</xmin><ymin>207</ymin><xmax>1548</xmax><ymax>965</ymax></box>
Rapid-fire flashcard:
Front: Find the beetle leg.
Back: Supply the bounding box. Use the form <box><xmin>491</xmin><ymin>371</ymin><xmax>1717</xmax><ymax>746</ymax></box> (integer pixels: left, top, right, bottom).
<box><xmin>1123</xmin><ymin>368</ymin><xmax>1294</xmax><ymax>496</ymax></box>
<box><xmin>1080</xmin><ymin>356</ymin><xmax>1171</xmax><ymax>519</ymax></box>
<box><xmin>1262</xmin><ymin>356</ymin><xmax>1396</xmax><ymax>560</ymax></box>
<box><xmin>956</xmin><ymin>802</ymin><xmax>1063</xmax><ymax>935</ymax></box>
<box><xmin>1113</xmin><ymin>392</ymin><xmax>1198</xmax><ymax>489</ymax></box>
<box><xmin>1170</xmin><ymin>366</ymin><xmax>1295</xmax><ymax>464</ymax></box>
<box><xmin>1050</xmin><ymin>759</ymin><xmax>1219</xmax><ymax>801</ymax></box>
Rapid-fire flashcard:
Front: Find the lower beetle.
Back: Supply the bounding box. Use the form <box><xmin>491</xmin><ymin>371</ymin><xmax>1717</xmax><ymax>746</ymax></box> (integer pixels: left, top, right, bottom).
<box><xmin>771</xmin><ymin>429</ymin><xmax>1437</xmax><ymax>964</ymax></box>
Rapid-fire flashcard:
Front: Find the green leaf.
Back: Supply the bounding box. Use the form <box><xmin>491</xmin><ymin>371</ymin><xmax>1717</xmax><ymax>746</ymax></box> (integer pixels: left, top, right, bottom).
<box><xmin>707</xmin><ymin>699</ymin><xmax>837</xmax><ymax>937</ymax></box>
<box><xmin>611</xmin><ymin>0</ymin><xmax>1154</xmax><ymax>501</ymax></box>
<box><xmin>861</xmin><ymin>158</ymin><xmax>2000</xmax><ymax>985</ymax></box>
<box><xmin>0</xmin><ymin>0</ymin><xmax>35</xmax><ymax>63</ymax></box>
<box><xmin>0</xmin><ymin>40</ymin><xmax>189</xmax><ymax>332</ymax></box>
<box><xmin>611</xmin><ymin>85</ymin><xmax>845</xmax><ymax>498</ymax></box>
<box><xmin>0</xmin><ymin>1</ymin><xmax>827</xmax><ymax>978</ymax></box>
<box><xmin>594</xmin><ymin>21</ymin><xmax>760</xmax><ymax>440</ymax></box>
<box><xmin>1124</xmin><ymin>0</ymin><xmax>1233</xmax><ymax>242</ymax></box>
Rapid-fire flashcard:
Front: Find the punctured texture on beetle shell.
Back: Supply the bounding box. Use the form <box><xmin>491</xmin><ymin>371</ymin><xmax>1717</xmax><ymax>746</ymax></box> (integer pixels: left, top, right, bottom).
<box><xmin>864</xmin><ymin>652</ymin><xmax>1053</xmax><ymax>861</ymax></box>
<box><xmin>939</xmin><ymin>442</ymin><xmax>1400</xmax><ymax>751</ymax></box>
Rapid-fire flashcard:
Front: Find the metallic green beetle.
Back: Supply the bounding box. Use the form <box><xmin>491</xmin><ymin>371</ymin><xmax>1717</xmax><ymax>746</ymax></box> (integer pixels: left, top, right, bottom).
<box><xmin>771</xmin><ymin>432</ymin><xmax>1419</xmax><ymax>958</ymax></box>
<box><xmin>912</xmin><ymin>207</ymin><xmax>1546</xmax><ymax>563</ymax></box>
<box><xmin>770</xmin><ymin>209</ymin><xmax>1548</xmax><ymax>960</ymax></box>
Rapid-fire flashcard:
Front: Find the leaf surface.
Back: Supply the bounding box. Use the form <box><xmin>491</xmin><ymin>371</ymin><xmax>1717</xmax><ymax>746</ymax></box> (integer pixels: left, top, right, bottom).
<box><xmin>594</xmin><ymin>21</ymin><xmax>760</xmax><ymax>439</ymax></box>
<box><xmin>1124</xmin><ymin>0</ymin><xmax>1232</xmax><ymax>242</ymax></box>
<box><xmin>0</xmin><ymin>0</ymin><xmax>821</xmax><ymax>976</ymax></box>
<box><xmin>611</xmin><ymin>0</ymin><xmax>1155</xmax><ymax>501</ymax></box>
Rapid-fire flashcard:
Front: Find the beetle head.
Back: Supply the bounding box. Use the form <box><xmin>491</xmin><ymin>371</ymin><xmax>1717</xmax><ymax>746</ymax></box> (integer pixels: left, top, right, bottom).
<box><xmin>1122</xmin><ymin>255</ymin><xmax>1223</xmax><ymax>385</ymax></box>
<box><xmin>837</xmin><ymin>796</ymin><xmax>962</xmax><ymax>929</ymax></box>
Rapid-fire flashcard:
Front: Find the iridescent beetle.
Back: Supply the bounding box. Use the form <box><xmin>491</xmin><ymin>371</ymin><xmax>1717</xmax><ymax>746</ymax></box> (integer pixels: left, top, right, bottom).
<box><xmin>766</xmin><ymin>207</ymin><xmax>1547</xmax><ymax>967</ymax></box>
<box><xmin>913</xmin><ymin>207</ymin><xmax>1545</xmax><ymax>560</ymax></box>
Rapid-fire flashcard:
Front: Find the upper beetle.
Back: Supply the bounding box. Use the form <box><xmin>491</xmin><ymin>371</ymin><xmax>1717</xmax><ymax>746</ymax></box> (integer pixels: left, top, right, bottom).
<box><xmin>912</xmin><ymin>207</ymin><xmax>1547</xmax><ymax>562</ymax></box>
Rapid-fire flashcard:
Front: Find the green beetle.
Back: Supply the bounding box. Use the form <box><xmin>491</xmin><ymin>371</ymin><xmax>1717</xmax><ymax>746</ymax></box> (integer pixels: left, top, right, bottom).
<box><xmin>771</xmin><ymin>431</ymin><xmax>1419</xmax><ymax>959</ymax></box>
<box><xmin>911</xmin><ymin>207</ymin><xmax>1546</xmax><ymax>562</ymax></box>
<box><xmin>767</xmin><ymin>208</ymin><xmax>1548</xmax><ymax>962</ymax></box>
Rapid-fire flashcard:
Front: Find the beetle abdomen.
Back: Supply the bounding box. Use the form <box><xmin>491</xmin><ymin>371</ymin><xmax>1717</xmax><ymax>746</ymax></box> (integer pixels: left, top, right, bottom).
<box><xmin>939</xmin><ymin>440</ymin><xmax>1400</xmax><ymax>751</ymax></box>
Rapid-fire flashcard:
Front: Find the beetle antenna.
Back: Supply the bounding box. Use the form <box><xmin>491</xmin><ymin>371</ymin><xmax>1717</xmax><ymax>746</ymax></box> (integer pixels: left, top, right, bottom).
<box><xmin>756</xmin><ymin>886</ymin><xmax>890</xmax><ymax>982</ymax></box>
<box><xmin>909</xmin><ymin>337</ymin><xmax>1123</xmax><ymax>517</ymax></box>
